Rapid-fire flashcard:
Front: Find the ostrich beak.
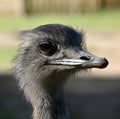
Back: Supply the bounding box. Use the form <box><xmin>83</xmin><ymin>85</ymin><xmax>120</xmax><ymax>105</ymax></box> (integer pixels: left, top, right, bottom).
<box><xmin>48</xmin><ymin>51</ymin><xmax>109</xmax><ymax>69</ymax></box>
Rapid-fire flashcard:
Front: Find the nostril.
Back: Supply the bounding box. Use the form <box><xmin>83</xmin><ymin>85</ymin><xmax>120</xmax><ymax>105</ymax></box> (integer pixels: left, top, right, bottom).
<box><xmin>80</xmin><ymin>56</ymin><xmax>90</xmax><ymax>61</ymax></box>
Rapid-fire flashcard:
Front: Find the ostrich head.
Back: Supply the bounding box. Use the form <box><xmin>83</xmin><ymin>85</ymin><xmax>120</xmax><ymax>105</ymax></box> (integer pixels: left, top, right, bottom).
<box><xmin>15</xmin><ymin>24</ymin><xmax>108</xmax><ymax>119</ymax></box>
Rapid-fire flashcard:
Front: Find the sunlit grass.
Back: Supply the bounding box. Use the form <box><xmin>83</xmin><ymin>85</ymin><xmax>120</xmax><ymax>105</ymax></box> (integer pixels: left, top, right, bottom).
<box><xmin>0</xmin><ymin>46</ymin><xmax>16</xmax><ymax>59</ymax></box>
<box><xmin>0</xmin><ymin>46</ymin><xmax>17</xmax><ymax>72</ymax></box>
<box><xmin>0</xmin><ymin>9</ymin><xmax>120</xmax><ymax>32</ymax></box>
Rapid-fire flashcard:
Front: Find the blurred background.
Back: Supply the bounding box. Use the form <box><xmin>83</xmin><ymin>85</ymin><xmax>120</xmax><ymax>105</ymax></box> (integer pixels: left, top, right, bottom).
<box><xmin>0</xmin><ymin>0</ymin><xmax>120</xmax><ymax>119</ymax></box>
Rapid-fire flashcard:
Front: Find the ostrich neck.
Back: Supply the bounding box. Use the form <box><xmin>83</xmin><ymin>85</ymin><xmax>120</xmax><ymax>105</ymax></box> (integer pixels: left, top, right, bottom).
<box><xmin>25</xmin><ymin>70</ymin><xmax>70</xmax><ymax>119</ymax></box>
<box><xmin>32</xmin><ymin>87</ymin><xmax>69</xmax><ymax>119</ymax></box>
<box><xmin>23</xmin><ymin>70</ymin><xmax>71</xmax><ymax>119</ymax></box>
<box><xmin>32</xmin><ymin>90</ymin><xmax>69</xmax><ymax>119</ymax></box>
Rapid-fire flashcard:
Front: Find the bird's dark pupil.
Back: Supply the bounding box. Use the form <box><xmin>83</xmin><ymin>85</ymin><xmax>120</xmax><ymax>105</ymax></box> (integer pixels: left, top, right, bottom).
<box><xmin>39</xmin><ymin>42</ymin><xmax>57</xmax><ymax>56</ymax></box>
<box><xmin>41</xmin><ymin>44</ymin><xmax>51</xmax><ymax>51</ymax></box>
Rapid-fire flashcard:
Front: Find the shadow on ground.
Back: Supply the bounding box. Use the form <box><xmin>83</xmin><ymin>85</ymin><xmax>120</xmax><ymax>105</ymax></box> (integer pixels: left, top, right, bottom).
<box><xmin>0</xmin><ymin>74</ymin><xmax>120</xmax><ymax>119</ymax></box>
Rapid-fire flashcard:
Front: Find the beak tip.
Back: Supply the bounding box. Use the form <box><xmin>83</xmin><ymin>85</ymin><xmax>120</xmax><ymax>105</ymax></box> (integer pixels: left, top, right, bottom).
<box><xmin>99</xmin><ymin>58</ymin><xmax>109</xmax><ymax>69</ymax></box>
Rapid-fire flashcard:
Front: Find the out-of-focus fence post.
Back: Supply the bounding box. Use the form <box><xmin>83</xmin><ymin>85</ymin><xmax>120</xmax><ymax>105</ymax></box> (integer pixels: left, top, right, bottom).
<box><xmin>101</xmin><ymin>0</ymin><xmax>107</xmax><ymax>8</ymax></box>
<box><xmin>100</xmin><ymin>0</ymin><xmax>120</xmax><ymax>9</ymax></box>
<box><xmin>23</xmin><ymin>0</ymin><xmax>120</xmax><ymax>15</ymax></box>
<box><xmin>24</xmin><ymin>0</ymin><xmax>33</xmax><ymax>14</ymax></box>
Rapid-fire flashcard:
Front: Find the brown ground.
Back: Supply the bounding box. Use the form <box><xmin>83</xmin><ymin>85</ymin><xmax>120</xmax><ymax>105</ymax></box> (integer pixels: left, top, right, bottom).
<box><xmin>0</xmin><ymin>32</ymin><xmax>120</xmax><ymax>76</ymax></box>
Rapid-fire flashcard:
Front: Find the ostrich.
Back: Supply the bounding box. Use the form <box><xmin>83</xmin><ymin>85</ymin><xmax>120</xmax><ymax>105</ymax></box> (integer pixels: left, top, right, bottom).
<box><xmin>15</xmin><ymin>24</ymin><xmax>108</xmax><ymax>119</ymax></box>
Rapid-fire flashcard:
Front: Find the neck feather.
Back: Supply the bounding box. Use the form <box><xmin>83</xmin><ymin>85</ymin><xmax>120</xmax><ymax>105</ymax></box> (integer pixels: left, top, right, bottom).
<box><xmin>19</xmin><ymin>70</ymin><xmax>71</xmax><ymax>119</ymax></box>
<box><xmin>32</xmin><ymin>88</ymin><xmax>69</xmax><ymax>119</ymax></box>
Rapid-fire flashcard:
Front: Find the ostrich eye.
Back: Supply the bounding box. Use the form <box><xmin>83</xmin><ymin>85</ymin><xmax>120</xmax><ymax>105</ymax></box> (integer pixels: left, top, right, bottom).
<box><xmin>38</xmin><ymin>41</ymin><xmax>57</xmax><ymax>56</ymax></box>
